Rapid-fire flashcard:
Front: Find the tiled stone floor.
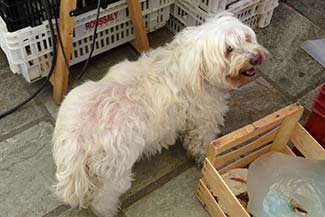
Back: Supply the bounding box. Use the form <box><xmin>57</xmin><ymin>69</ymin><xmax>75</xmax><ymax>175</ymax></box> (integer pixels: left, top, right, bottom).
<box><xmin>0</xmin><ymin>1</ymin><xmax>324</xmax><ymax>216</ymax></box>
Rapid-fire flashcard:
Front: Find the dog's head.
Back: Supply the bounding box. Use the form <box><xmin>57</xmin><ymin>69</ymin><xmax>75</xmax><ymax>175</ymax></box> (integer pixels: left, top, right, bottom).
<box><xmin>176</xmin><ymin>12</ymin><xmax>267</xmax><ymax>91</ymax></box>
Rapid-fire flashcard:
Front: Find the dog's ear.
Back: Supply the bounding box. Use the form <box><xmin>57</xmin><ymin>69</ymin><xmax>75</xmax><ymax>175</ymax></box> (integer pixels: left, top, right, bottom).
<box><xmin>184</xmin><ymin>45</ymin><xmax>209</xmax><ymax>93</ymax></box>
<box><xmin>174</xmin><ymin>28</ymin><xmax>222</xmax><ymax>93</ymax></box>
<box><xmin>198</xmin><ymin>51</ymin><xmax>210</xmax><ymax>91</ymax></box>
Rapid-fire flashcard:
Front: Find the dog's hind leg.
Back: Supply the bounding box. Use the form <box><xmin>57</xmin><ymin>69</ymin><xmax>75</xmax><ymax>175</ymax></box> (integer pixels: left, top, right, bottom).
<box><xmin>90</xmin><ymin>169</ymin><xmax>132</xmax><ymax>217</ymax></box>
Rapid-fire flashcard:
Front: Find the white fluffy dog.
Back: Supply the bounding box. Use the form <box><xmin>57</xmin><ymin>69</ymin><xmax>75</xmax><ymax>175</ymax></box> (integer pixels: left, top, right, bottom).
<box><xmin>53</xmin><ymin>12</ymin><xmax>266</xmax><ymax>217</ymax></box>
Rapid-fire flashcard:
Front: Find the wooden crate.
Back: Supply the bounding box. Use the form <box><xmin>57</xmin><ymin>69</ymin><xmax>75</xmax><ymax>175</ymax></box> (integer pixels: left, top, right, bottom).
<box><xmin>196</xmin><ymin>103</ymin><xmax>325</xmax><ymax>217</ymax></box>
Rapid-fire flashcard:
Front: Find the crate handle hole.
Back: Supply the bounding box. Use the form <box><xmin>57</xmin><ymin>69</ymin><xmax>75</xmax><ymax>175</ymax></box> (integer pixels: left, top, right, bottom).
<box><xmin>25</xmin><ymin>45</ymin><xmax>32</xmax><ymax>55</ymax></box>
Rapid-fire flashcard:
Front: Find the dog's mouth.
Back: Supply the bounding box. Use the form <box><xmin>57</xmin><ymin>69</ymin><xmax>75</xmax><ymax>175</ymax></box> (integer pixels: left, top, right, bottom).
<box><xmin>240</xmin><ymin>67</ymin><xmax>256</xmax><ymax>77</ymax></box>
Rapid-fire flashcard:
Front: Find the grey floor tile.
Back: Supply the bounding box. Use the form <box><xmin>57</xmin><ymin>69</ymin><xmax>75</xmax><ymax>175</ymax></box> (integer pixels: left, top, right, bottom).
<box><xmin>284</xmin><ymin>0</ymin><xmax>325</xmax><ymax>30</ymax></box>
<box><xmin>298</xmin><ymin>84</ymin><xmax>322</xmax><ymax>111</ymax></box>
<box><xmin>26</xmin><ymin>81</ymin><xmax>59</xmax><ymax>120</ymax></box>
<box><xmin>0</xmin><ymin>49</ymin><xmax>9</xmax><ymax>69</ymax></box>
<box><xmin>0</xmin><ymin>68</ymin><xmax>46</xmax><ymax>137</ymax></box>
<box><xmin>0</xmin><ymin>121</ymin><xmax>61</xmax><ymax>217</ymax></box>
<box><xmin>148</xmin><ymin>27</ymin><xmax>174</xmax><ymax>48</ymax></box>
<box><xmin>125</xmin><ymin>167</ymin><xmax>208</xmax><ymax>217</ymax></box>
<box><xmin>221</xmin><ymin>77</ymin><xmax>290</xmax><ymax>134</ymax></box>
<box><xmin>25</xmin><ymin>68</ymin><xmax>88</xmax><ymax>120</ymax></box>
<box><xmin>256</xmin><ymin>3</ymin><xmax>325</xmax><ymax>97</ymax></box>
<box><xmin>123</xmin><ymin>145</ymin><xmax>188</xmax><ymax>201</ymax></box>
<box><xmin>74</xmin><ymin>27</ymin><xmax>172</xmax><ymax>82</ymax></box>
<box><xmin>76</xmin><ymin>43</ymin><xmax>139</xmax><ymax>81</ymax></box>
<box><xmin>40</xmin><ymin>85</ymin><xmax>59</xmax><ymax>120</ymax></box>
<box><xmin>46</xmin><ymin>207</ymin><xmax>97</xmax><ymax>217</ymax></box>
<box><xmin>50</xmin><ymin>208</ymin><xmax>127</xmax><ymax>217</ymax></box>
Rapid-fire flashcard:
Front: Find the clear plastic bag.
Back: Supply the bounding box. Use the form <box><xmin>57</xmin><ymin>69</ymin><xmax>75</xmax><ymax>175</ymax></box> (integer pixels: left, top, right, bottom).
<box><xmin>247</xmin><ymin>152</ymin><xmax>325</xmax><ymax>217</ymax></box>
<box><xmin>302</xmin><ymin>39</ymin><xmax>325</xmax><ymax>67</ymax></box>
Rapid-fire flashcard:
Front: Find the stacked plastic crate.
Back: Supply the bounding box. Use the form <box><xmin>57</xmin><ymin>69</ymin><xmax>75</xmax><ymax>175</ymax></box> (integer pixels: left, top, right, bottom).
<box><xmin>0</xmin><ymin>0</ymin><xmax>174</xmax><ymax>82</ymax></box>
<box><xmin>166</xmin><ymin>0</ymin><xmax>279</xmax><ymax>34</ymax></box>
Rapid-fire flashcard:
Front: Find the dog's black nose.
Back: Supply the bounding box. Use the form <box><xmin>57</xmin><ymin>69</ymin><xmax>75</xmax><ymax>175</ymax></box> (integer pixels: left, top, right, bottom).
<box><xmin>250</xmin><ymin>54</ymin><xmax>261</xmax><ymax>65</ymax></box>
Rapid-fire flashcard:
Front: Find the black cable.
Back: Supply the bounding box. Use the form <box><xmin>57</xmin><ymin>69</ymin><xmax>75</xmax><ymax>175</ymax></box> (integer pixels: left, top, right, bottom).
<box><xmin>76</xmin><ymin>0</ymin><xmax>101</xmax><ymax>80</ymax></box>
<box><xmin>53</xmin><ymin>0</ymin><xmax>102</xmax><ymax>81</ymax></box>
<box><xmin>0</xmin><ymin>0</ymin><xmax>57</xmax><ymax>119</ymax></box>
<box><xmin>0</xmin><ymin>0</ymin><xmax>102</xmax><ymax>119</ymax></box>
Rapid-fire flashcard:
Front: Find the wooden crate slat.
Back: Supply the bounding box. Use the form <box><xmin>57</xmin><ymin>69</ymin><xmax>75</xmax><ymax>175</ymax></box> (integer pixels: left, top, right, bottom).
<box><xmin>211</xmin><ymin>124</ymin><xmax>257</xmax><ymax>154</ymax></box>
<box><xmin>211</xmin><ymin>103</ymin><xmax>304</xmax><ymax>154</ymax></box>
<box><xmin>291</xmin><ymin>123</ymin><xmax>325</xmax><ymax>159</ymax></box>
<box><xmin>271</xmin><ymin>106</ymin><xmax>304</xmax><ymax>152</ymax></box>
<box><xmin>213</xmin><ymin>127</ymin><xmax>279</xmax><ymax>168</ymax></box>
<box><xmin>218</xmin><ymin>145</ymin><xmax>272</xmax><ymax>174</ymax></box>
<box><xmin>252</xmin><ymin>103</ymin><xmax>303</xmax><ymax>129</ymax></box>
<box><xmin>196</xmin><ymin>180</ymin><xmax>227</xmax><ymax>217</ymax></box>
<box><xmin>283</xmin><ymin>146</ymin><xmax>296</xmax><ymax>156</ymax></box>
<box><xmin>202</xmin><ymin>159</ymin><xmax>250</xmax><ymax>217</ymax></box>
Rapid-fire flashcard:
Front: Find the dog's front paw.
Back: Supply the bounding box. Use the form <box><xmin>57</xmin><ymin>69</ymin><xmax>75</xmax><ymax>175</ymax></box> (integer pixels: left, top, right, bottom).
<box><xmin>194</xmin><ymin>154</ymin><xmax>206</xmax><ymax>167</ymax></box>
<box><xmin>184</xmin><ymin>150</ymin><xmax>205</xmax><ymax>167</ymax></box>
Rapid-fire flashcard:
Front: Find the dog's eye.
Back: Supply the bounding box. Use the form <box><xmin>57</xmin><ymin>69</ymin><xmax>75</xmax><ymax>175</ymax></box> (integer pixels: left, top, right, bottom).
<box><xmin>226</xmin><ymin>46</ymin><xmax>233</xmax><ymax>53</ymax></box>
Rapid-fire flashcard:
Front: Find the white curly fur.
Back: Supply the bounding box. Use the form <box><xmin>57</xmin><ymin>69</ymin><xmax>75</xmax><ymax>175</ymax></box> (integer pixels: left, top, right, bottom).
<box><xmin>53</xmin><ymin>12</ymin><xmax>266</xmax><ymax>217</ymax></box>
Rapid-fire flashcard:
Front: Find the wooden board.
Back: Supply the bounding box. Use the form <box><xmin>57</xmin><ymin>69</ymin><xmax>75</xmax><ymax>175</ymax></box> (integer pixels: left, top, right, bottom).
<box><xmin>291</xmin><ymin>123</ymin><xmax>325</xmax><ymax>159</ymax></box>
<box><xmin>202</xmin><ymin>159</ymin><xmax>250</xmax><ymax>217</ymax></box>
<box><xmin>211</xmin><ymin>103</ymin><xmax>304</xmax><ymax>155</ymax></box>
<box><xmin>271</xmin><ymin>106</ymin><xmax>303</xmax><ymax>152</ymax></box>
<box><xmin>218</xmin><ymin>144</ymin><xmax>272</xmax><ymax>174</ymax></box>
<box><xmin>214</xmin><ymin>127</ymin><xmax>279</xmax><ymax>168</ymax></box>
<box><xmin>51</xmin><ymin>0</ymin><xmax>77</xmax><ymax>104</ymax></box>
<box><xmin>197</xmin><ymin>180</ymin><xmax>227</xmax><ymax>217</ymax></box>
<box><xmin>283</xmin><ymin>146</ymin><xmax>296</xmax><ymax>156</ymax></box>
<box><xmin>127</xmin><ymin>0</ymin><xmax>150</xmax><ymax>52</ymax></box>
<box><xmin>212</xmin><ymin>124</ymin><xmax>256</xmax><ymax>154</ymax></box>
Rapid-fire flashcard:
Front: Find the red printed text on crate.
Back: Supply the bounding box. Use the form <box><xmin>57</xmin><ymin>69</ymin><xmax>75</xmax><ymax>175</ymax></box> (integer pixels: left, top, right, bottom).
<box><xmin>85</xmin><ymin>12</ymin><xmax>119</xmax><ymax>30</ymax></box>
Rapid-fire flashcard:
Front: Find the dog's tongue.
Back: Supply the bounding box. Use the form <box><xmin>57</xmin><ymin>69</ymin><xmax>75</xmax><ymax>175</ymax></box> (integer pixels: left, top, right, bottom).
<box><xmin>246</xmin><ymin>68</ymin><xmax>256</xmax><ymax>76</ymax></box>
<box><xmin>243</xmin><ymin>67</ymin><xmax>256</xmax><ymax>76</ymax></box>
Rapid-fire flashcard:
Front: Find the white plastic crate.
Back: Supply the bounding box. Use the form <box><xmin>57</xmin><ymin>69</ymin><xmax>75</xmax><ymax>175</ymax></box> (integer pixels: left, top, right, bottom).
<box><xmin>167</xmin><ymin>0</ymin><xmax>278</xmax><ymax>34</ymax></box>
<box><xmin>0</xmin><ymin>0</ymin><xmax>173</xmax><ymax>83</ymax></box>
<box><xmin>167</xmin><ymin>13</ymin><xmax>186</xmax><ymax>34</ymax></box>
<box><xmin>199</xmin><ymin>0</ymin><xmax>227</xmax><ymax>13</ymax></box>
<box><xmin>198</xmin><ymin>0</ymin><xmax>275</xmax><ymax>14</ymax></box>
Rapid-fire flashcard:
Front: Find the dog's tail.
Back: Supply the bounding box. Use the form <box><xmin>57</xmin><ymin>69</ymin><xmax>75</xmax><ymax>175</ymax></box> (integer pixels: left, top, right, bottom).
<box><xmin>52</xmin><ymin>133</ymin><xmax>98</xmax><ymax>208</ymax></box>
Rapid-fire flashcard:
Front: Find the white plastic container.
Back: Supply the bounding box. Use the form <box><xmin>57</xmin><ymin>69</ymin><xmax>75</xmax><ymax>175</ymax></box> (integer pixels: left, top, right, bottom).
<box><xmin>0</xmin><ymin>0</ymin><xmax>173</xmax><ymax>82</ymax></box>
<box><xmin>198</xmin><ymin>0</ymin><xmax>276</xmax><ymax>14</ymax></box>
<box><xmin>199</xmin><ymin>0</ymin><xmax>227</xmax><ymax>13</ymax></box>
<box><xmin>167</xmin><ymin>0</ymin><xmax>278</xmax><ymax>34</ymax></box>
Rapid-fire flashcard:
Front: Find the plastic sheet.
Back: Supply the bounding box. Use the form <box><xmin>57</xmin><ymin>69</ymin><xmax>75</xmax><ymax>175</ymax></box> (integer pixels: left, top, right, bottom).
<box><xmin>302</xmin><ymin>39</ymin><xmax>325</xmax><ymax>67</ymax></box>
<box><xmin>247</xmin><ymin>152</ymin><xmax>325</xmax><ymax>217</ymax></box>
